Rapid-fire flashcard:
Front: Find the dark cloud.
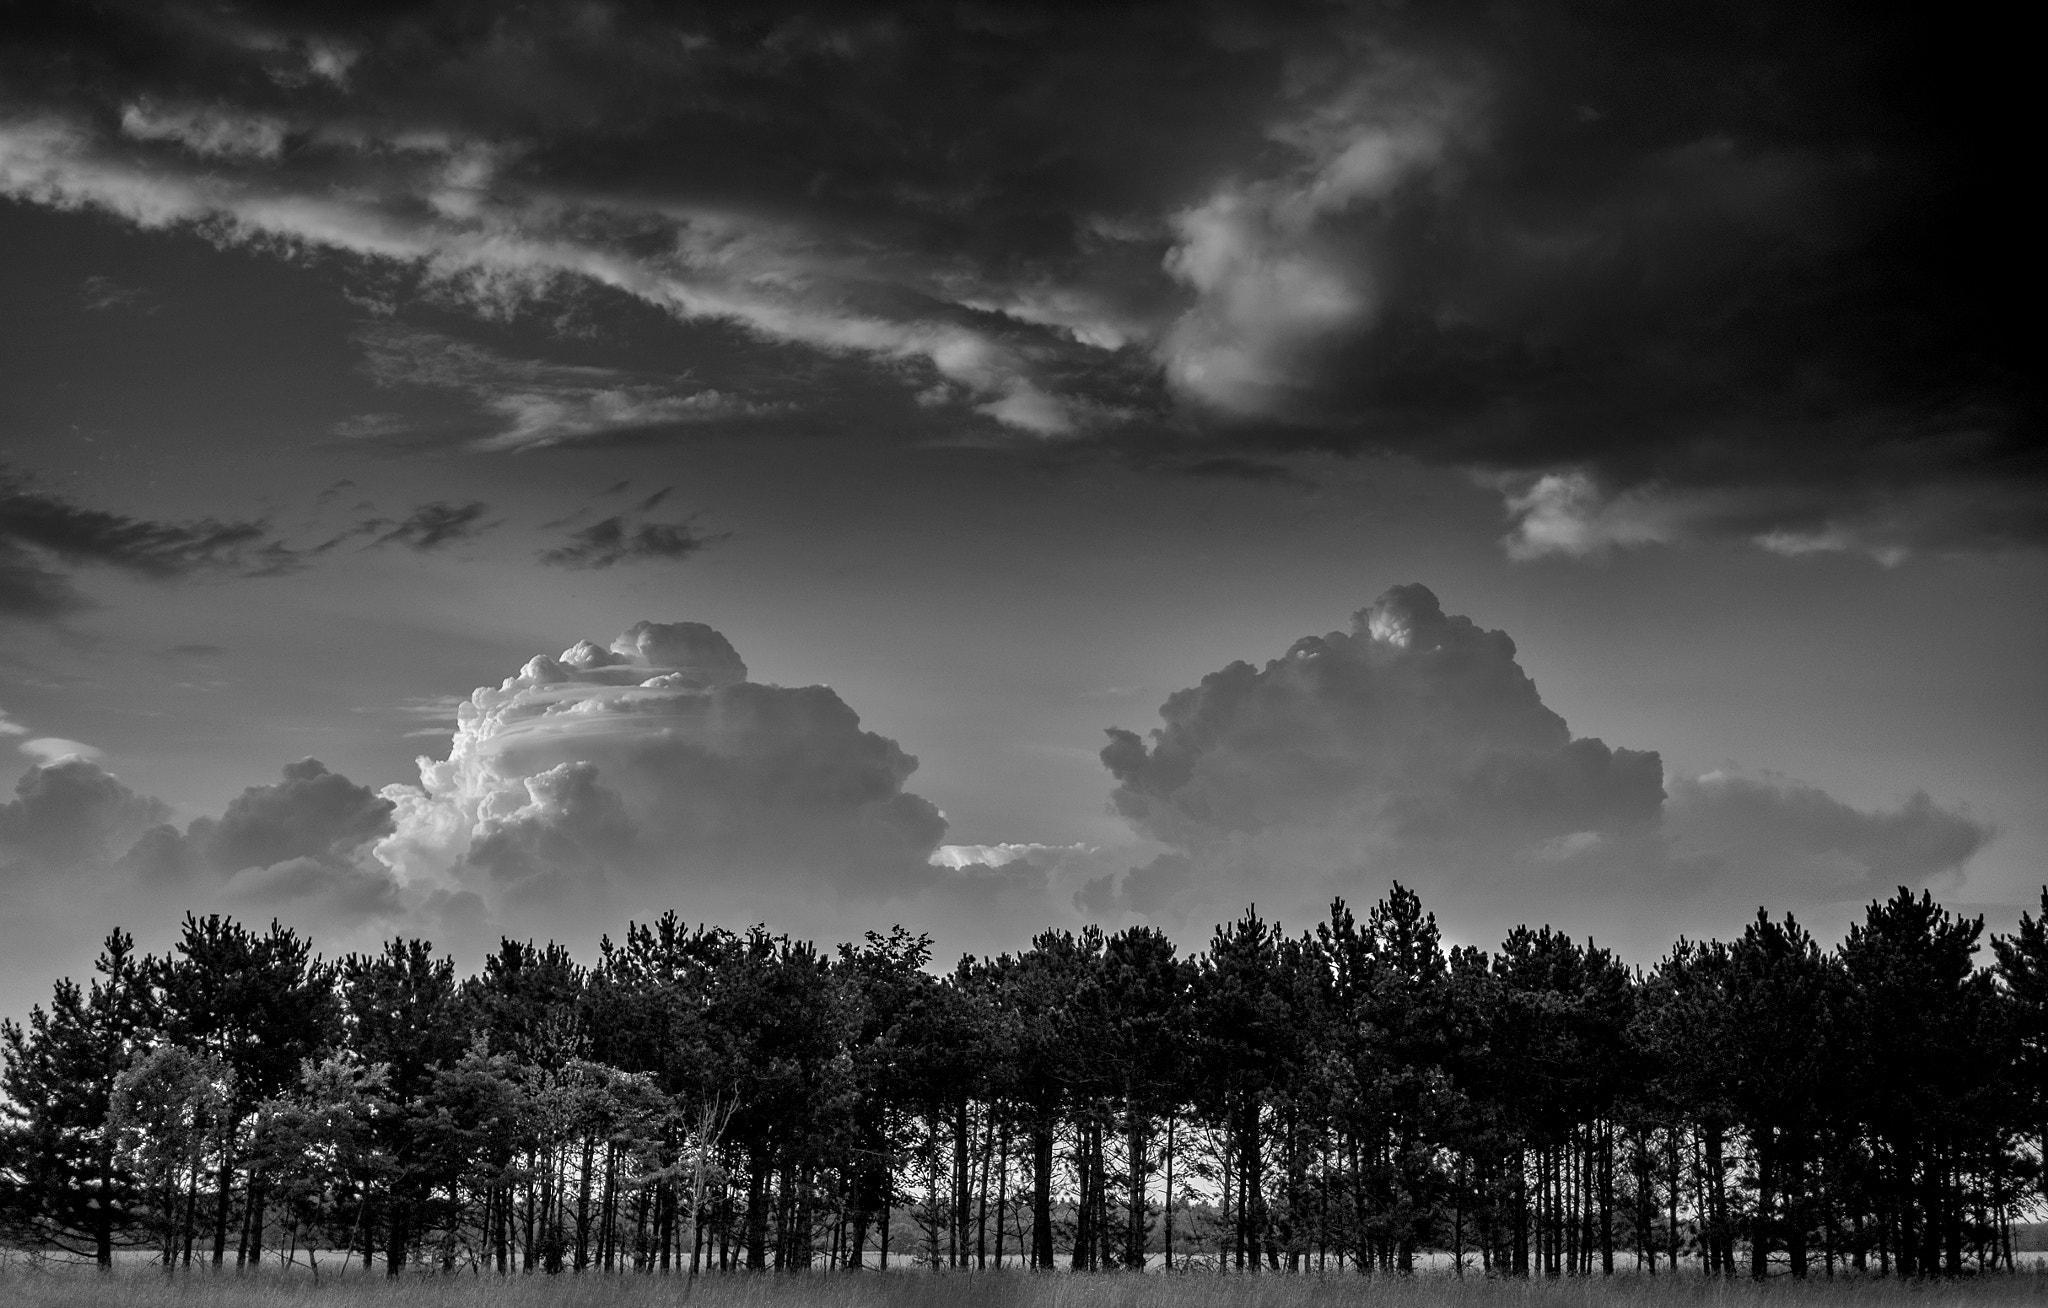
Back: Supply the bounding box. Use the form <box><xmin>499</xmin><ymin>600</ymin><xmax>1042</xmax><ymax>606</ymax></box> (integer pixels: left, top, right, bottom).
<box><xmin>1088</xmin><ymin>585</ymin><xmax>1993</xmax><ymax>948</ymax></box>
<box><xmin>539</xmin><ymin>516</ymin><xmax>722</xmax><ymax>569</ymax></box>
<box><xmin>0</xmin><ymin>2</ymin><xmax>2033</xmax><ymax>557</ymax></box>
<box><xmin>0</xmin><ymin>469</ymin><xmax>276</xmax><ymax>617</ymax></box>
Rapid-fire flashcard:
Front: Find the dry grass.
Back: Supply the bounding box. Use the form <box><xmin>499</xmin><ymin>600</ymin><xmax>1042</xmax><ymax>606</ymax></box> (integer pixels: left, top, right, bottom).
<box><xmin>6</xmin><ymin>1262</ymin><xmax>2048</xmax><ymax>1308</ymax></box>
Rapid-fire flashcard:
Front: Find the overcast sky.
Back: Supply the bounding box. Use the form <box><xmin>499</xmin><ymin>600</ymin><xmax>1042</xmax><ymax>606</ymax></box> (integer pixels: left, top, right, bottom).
<box><xmin>2</xmin><ymin>0</ymin><xmax>2041</xmax><ymax>1021</ymax></box>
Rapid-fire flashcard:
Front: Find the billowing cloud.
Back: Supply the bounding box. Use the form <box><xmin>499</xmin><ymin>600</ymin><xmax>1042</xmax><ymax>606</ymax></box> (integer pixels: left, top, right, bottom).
<box><xmin>1</xmin><ymin>758</ymin><xmax>175</xmax><ymax>1006</ymax></box>
<box><xmin>193</xmin><ymin>758</ymin><xmax>397</xmax><ymax>876</ymax></box>
<box><xmin>0</xmin><ymin>755</ymin><xmax>404</xmax><ymax>1016</ymax></box>
<box><xmin>0</xmin><ymin>758</ymin><xmax>170</xmax><ymax>874</ymax></box>
<box><xmin>88</xmin><ymin>758</ymin><xmax>403</xmax><ymax>920</ymax></box>
<box><xmin>2</xmin><ymin>4</ymin><xmax>2028</xmax><ymax>550</ymax></box>
<box><xmin>1103</xmin><ymin>583</ymin><xmax>1665</xmax><ymax>850</ymax></box>
<box><xmin>5</xmin><ymin>622</ymin><xmax>1080</xmax><ymax>982</ymax></box>
<box><xmin>1087</xmin><ymin>585</ymin><xmax>1993</xmax><ymax>954</ymax></box>
<box><xmin>371</xmin><ymin>619</ymin><xmax>1001</xmax><ymax>944</ymax></box>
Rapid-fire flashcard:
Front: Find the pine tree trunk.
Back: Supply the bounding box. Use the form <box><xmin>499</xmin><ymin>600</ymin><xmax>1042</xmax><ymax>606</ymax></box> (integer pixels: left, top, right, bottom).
<box><xmin>994</xmin><ymin>1116</ymin><xmax>1010</xmax><ymax>1269</ymax></box>
<box><xmin>1030</xmin><ymin>1122</ymin><xmax>1054</xmax><ymax>1270</ymax></box>
<box><xmin>1163</xmin><ymin>1113</ymin><xmax>1174</xmax><ymax>1270</ymax></box>
<box><xmin>1787</xmin><ymin>1134</ymin><xmax>1808</xmax><ymax>1278</ymax></box>
<box><xmin>212</xmin><ymin>1144</ymin><xmax>235</xmax><ymax>1267</ymax></box>
<box><xmin>746</xmin><ymin>1152</ymin><xmax>770</xmax><ymax>1270</ymax></box>
<box><xmin>976</xmin><ymin>1105</ymin><xmax>991</xmax><ymax>1268</ymax></box>
<box><xmin>1240</xmin><ymin>1098</ymin><xmax>1262</xmax><ymax>1273</ymax></box>
<box><xmin>245</xmin><ymin>1173</ymin><xmax>266</xmax><ymax>1267</ymax></box>
<box><xmin>1126</xmin><ymin>1104</ymin><xmax>1148</xmax><ymax>1269</ymax></box>
<box><xmin>1513</xmin><ymin>1142</ymin><xmax>1529</xmax><ymax>1277</ymax></box>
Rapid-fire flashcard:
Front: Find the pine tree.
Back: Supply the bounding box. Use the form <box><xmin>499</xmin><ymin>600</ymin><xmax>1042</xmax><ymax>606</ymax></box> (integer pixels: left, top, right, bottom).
<box><xmin>0</xmin><ymin>929</ymin><xmax>153</xmax><ymax>1266</ymax></box>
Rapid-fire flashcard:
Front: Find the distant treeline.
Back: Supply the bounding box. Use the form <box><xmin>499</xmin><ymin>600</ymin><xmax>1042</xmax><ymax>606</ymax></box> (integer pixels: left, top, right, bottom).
<box><xmin>3</xmin><ymin>885</ymin><xmax>2045</xmax><ymax>1280</ymax></box>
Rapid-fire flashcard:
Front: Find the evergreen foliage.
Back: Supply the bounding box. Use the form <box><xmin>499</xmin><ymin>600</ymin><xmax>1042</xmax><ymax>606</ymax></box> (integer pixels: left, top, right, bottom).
<box><xmin>3</xmin><ymin>887</ymin><xmax>2045</xmax><ymax>1278</ymax></box>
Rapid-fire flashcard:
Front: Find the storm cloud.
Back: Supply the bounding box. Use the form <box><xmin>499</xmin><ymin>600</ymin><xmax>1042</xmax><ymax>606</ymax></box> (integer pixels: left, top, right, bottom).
<box><xmin>0</xmin><ymin>1</ymin><xmax>2032</xmax><ymax>557</ymax></box>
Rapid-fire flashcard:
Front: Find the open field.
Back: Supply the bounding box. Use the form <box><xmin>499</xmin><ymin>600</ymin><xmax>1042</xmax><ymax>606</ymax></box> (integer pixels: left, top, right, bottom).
<box><xmin>7</xmin><ymin>1266</ymin><xmax>2048</xmax><ymax>1308</ymax></box>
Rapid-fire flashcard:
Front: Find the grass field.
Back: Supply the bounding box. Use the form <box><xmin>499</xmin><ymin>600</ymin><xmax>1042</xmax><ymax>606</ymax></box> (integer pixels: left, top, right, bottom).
<box><xmin>6</xmin><ymin>1264</ymin><xmax>2048</xmax><ymax>1308</ymax></box>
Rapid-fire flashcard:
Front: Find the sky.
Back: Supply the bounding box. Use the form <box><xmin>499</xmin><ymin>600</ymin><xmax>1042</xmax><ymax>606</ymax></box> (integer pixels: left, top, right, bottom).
<box><xmin>1</xmin><ymin>0</ymin><xmax>2041</xmax><ymax>1022</ymax></box>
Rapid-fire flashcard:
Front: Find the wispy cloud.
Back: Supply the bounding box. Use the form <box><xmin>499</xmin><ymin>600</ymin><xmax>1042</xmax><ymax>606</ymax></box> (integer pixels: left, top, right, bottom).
<box><xmin>1</xmin><ymin>468</ymin><xmax>277</xmax><ymax>618</ymax></box>
<box><xmin>539</xmin><ymin>516</ymin><xmax>724</xmax><ymax>569</ymax></box>
<box><xmin>348</xmin><ymin>326</ymin><xmax>773</xmax><ymax>451</ymax></box>
<box><xmin>369</xmin><ymin>500</ymin><xmax>492</xmax><ymax>551</ymax></box>
<box><xmin>118</xmin><ymin>101</ymin><xmax>286</xmax><ymax>161</ymax></box>
<box><xmin>78</xmin><ymin>275</ymin><xmax>153</xmax><ymax>312</ymax></box>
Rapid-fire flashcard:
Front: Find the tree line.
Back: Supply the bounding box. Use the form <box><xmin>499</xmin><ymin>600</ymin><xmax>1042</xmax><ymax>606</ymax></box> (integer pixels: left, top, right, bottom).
<box><xmin>3</xmin><ymin>884</ymin><xmax>2045</xmax><ymax>1279</ymax></box>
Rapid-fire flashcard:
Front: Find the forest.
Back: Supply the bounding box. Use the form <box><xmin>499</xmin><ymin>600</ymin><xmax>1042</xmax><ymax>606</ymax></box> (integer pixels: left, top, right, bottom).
<box><xmin>2</xmin><ymin>884</ymin><xmax>2045</xmax><ymax>1282</ymax></box>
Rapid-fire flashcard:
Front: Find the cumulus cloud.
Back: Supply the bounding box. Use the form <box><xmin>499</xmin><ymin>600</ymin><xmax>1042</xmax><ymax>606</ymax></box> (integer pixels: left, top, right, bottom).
<box><xmin>0</xmin><ymin>757</ymin><xmax>170</xmax><ymax>874</ymax></box>
<box><xmin>195</xmin><ymin>758</ymin><xmax>396</xmax><ymax>875</ymax></box>
<box><xmin>1103</xmin><ymin>583</ymin><xmax>1664</xmax><ymax>851</ymax></box>
<box><xmin>369</xmin><ymin>619</ymin><xmax>1032</xmax><ymax>946</ymax></box>
<box><xmin>1088</xmin><ymin>585</ymin><xmax>1993</xmax><ymax>954</ymax></box>
<box><xmin>83</xmin><ymin>758</ymin><xmax>404</xmax><ymax>924</ymax></box>
<box><xmin>0</xmin><ymin>755</ymin><xmax>405</xmax><ymax>1017</ymax></box>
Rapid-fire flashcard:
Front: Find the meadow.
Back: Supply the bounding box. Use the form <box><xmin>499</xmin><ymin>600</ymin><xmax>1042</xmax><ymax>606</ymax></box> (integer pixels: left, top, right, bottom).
<box><xmin>6</xmin><ymin>1263</ymin><xmax>2048</xmax><ymax>1308</ymax></box>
